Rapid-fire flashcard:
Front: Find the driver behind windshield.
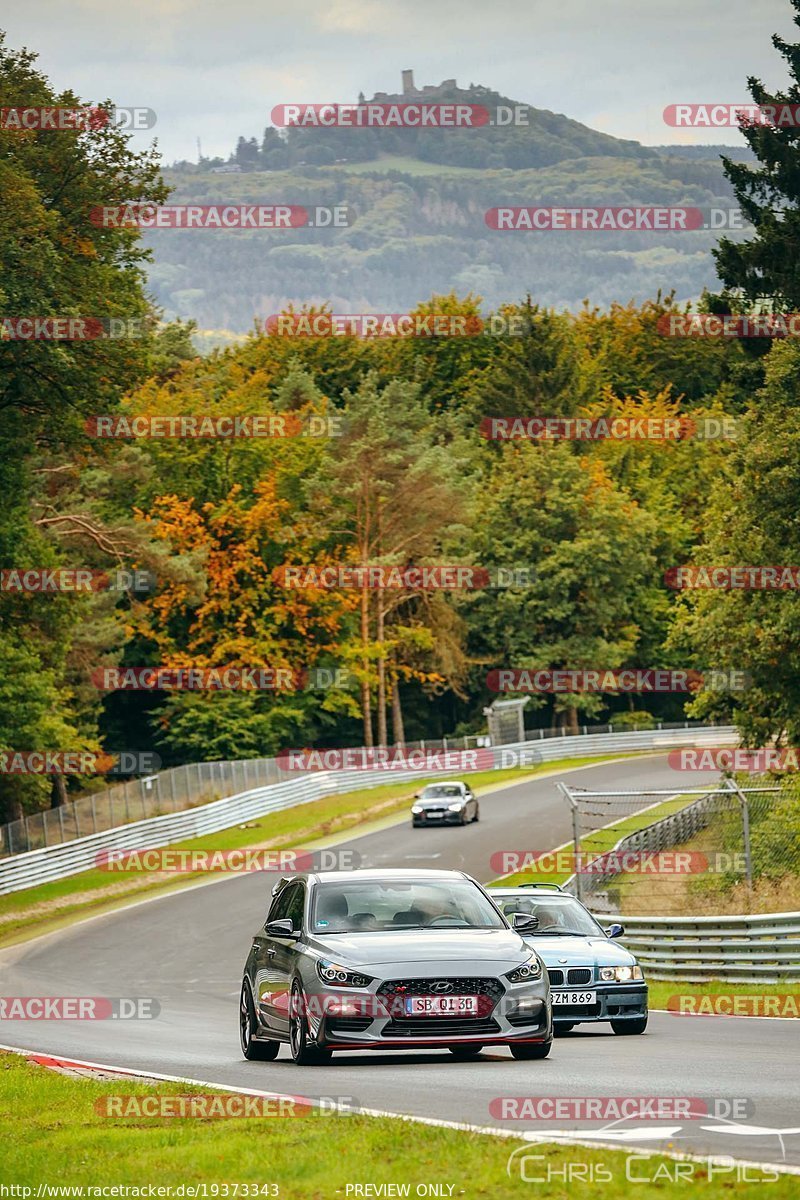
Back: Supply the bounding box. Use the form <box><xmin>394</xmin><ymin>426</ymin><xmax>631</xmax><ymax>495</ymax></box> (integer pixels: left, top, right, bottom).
<box><xmin>531</xmin><ymin>903</ymin><xmax>567</xmax><ymax>931</ymax></box>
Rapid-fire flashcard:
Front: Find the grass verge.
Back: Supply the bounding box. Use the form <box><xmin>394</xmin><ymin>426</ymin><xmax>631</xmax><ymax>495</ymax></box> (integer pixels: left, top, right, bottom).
<box><xmin>646</xmin><ymin>977</ymin><xmax>799</xmax><ymax>1015</ymax></box>
<box><xmin>0</xmin><ymin>1052</ymin><xmax>792</xmax><ymax>1196</ymax></box>
<box><xmin>0</xmin><ymin>754</ymin><xmax>632</xmax><ymax>949</ymax></box>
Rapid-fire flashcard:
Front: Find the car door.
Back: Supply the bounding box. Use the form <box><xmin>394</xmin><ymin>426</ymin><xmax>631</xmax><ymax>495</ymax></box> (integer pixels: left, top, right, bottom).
<box><xmin>262</xmin><ymin>881</ymin><xmax>306</xmax><ymax>1037</ymax></box>
<box><xmin>255</xmin><ymin>882</ymin><xmax>296</xmax><ymax>1034</ymax></box>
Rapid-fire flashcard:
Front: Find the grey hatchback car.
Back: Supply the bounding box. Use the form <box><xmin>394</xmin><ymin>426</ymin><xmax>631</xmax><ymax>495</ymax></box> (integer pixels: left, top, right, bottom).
<box><xmin>239</xmin><ymin>868</ymin><xmax>552</xmax><ymax>1064</ymax></box>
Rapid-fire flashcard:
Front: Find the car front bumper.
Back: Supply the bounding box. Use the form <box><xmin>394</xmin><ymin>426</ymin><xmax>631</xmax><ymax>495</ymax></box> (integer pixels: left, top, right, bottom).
<box><xmin>306</xmin><ymin>978</ymin><xmax>552</xmax><ymax>1049</ymax></box>
<box><xmin>412</xmin><ymin>811</ymin><xmax>465</xmax><ymax>825</ymax></box>
<box><xmin>551</xmin><ymin>984</ymin><xmax>648</xmax><ymax>1024</ymax></box>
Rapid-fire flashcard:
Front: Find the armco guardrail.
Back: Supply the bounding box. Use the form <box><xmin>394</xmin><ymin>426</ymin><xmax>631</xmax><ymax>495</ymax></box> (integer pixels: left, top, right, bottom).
<box><xmin>0</xmin><ymin>725</ymin><xmax>736</xmax><ymax>896</ymax></box>
<box><xmin>610</xmin><ymin>911</ymin><xmax>800</xmax><ymax>984</ymax></box>
<box><xmin>0</xmin><ymin>719</ymin><xmax>730</xmax><ymax>857</ymax></box>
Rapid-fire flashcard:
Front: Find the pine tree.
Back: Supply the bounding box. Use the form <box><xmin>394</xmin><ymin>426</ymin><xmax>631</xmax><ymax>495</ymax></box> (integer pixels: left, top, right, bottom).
<box><xmin>713</xmin><ymin>0</ymin><xmax>800</xmax><ymax>308</ymax></box>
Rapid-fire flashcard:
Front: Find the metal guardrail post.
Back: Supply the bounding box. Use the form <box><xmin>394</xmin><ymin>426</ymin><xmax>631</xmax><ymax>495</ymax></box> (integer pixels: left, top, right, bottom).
<box><xmin>559</xmin><ymin>782</ymin><xmax>582</xmax><ymax>902</ymax></box>
<box><xmin>726</xmin><ymin>777</ymin><xmax>754</xmax><ymax>890</ymax></box>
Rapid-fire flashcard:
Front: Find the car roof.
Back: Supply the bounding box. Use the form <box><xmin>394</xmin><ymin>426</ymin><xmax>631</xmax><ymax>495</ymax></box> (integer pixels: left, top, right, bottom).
<box><xmin>489</xmin><ymin>886</ymin><xmax>572</xmax><ymax>896</ymax></box>
<box><xmin>309</xmin><ymin>868</ymin><xmax>472</xmax><ymax>884</ymax></box>
<box><xmin>420</xmin><ymin>780</ymin><xmax>468</xmax><ymax>786</ymax></box>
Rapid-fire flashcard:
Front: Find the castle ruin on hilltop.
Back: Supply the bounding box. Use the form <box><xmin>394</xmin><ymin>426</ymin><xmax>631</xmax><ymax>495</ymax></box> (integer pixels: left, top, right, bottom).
<box><xmin>372</xmin><ymin>71</ymin><xmax>459</xmax><ymax>101</ymax></box>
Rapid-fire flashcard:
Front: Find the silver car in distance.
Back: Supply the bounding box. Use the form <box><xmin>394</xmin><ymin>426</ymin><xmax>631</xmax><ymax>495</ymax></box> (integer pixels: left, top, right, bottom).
<box><xmin>239</xmin><ymin>868</ymin><xmax>552</xmax><ymax>1064</ymax></box>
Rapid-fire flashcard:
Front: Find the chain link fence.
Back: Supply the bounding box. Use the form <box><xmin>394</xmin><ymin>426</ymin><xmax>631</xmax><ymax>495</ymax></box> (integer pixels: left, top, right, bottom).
<box><xmin>559</xmin><ymin>779</ymin><xmax>797</xmax><ymax>915</ymax></box>
<box><xmin>0</xmin><ymin>723</ymin><xmax>734</xmax><ymax>860</ymax></box>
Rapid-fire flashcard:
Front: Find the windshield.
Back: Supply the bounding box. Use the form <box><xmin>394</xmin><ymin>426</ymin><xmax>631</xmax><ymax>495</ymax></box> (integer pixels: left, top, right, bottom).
<box><xmin>311</xmin><ymin>879</ymin><xmax>507</xmax><ymax>933</ymax></box>
<box><xmin>420</xmin><ymin>785</ymin><xmax>463</xmax><ymax>799</ymax></box>
<box><xmin>494</xmin><ymin>893</ymin><xmax>604</xmax><ymax>937</ymax></box>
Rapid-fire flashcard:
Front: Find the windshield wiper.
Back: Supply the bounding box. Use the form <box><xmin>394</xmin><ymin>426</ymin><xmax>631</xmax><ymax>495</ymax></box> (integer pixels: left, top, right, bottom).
<box><xmin>528</xmin><ymin>929</ymin><xmax>588</xmax><ymax>937</ymax></box>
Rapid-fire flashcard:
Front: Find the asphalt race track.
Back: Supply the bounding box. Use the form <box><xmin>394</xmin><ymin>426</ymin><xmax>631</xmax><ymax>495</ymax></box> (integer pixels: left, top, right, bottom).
<box><xmin>2</xmin><ymin>755</ymin><xmax>799</xmax><ymax>1169</ymax></box>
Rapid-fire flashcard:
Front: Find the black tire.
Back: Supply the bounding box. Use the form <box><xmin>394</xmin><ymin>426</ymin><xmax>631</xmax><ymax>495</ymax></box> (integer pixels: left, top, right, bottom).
<box><xmin>289</xmin><ymin>981</ymin><xmax>332</xmax><ymax>1065</ymax></box>
<box><xmin>510</xmin><ymin>1039</ymin><xmax>552</xmax><ymax>1060</ymax></box>
<box><xmin>448</xmin><ymin>1044</ymin><xmax>484</xmax><ymax>1059</ymax></box>
<box><xmin>473</xmin><ymin>805</ymin><xmax>480</xmax><ymax>822</ymax></box>
<box><xmin>460</xmin><ymin>812</ymin><xmax>467</xmax><ymax>826</ymax></box>
<box><xmin>239</xmin><ymin>980</ymin><xmax>280</xmax><ymax>1061</ymax></box>
<box><xmin>554</xmin><ymin>1023</ymin><xmax>575</xmax><ymax>1036</ymax></box>
<box><xmin>611</xmin><ymin>1016</ymin><xmax>648</xmax><ymax>1035</ymax></box>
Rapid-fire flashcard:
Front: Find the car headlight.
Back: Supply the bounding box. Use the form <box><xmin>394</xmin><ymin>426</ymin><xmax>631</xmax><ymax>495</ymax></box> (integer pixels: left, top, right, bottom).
<box><xmin>411</xmin><ymin>805</ymin><xmax>423</xmax><ymax>814</ymax></box>
<box><xmin>505</xmin><ymin>955</ymin><xmax>543</xmax><ymax>983</ymax></box>
<box><xmin>316</xmin><ymin>960</ymin><xmax>374</xmax><ymax>988</ymax></box>
<box><xmin>447</xmin><ymin>802</ymin><xmax>464</xmax><ymax>812</ymax></box>
<box><xmin>599</xmin><ymin>965</ymin><xmax>644</xmax><ymax>982</ymax></box>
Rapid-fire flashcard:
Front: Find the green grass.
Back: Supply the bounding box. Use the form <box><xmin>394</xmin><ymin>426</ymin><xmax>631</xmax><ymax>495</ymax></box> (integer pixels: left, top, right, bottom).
<box><xmin>0</xmin><ymin>1052</ymin><xmax>792</xmax><ymax>1196</ymax></box>
<box><xmin>647</xmin><ymin>978</ymin><xmax>800</xmax><ymax>1015</ymax></box>
<box><xmin>0</xmin><ymin>754</ymin><xmax>633</xmax><ymax>948</ymax></box>
<box><xmin>491</xmin><ymin>793</ymin><xmax>696</xmax><ymax>887</ymax></box>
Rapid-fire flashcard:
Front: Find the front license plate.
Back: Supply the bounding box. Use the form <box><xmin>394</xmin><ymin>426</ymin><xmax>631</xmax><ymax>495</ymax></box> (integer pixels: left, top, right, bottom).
<box><xmin>552</xmin><ymin>990</ymin><xmax>596</xmax><ymax>1006</ymax></box>
<box><xmin>425</xmin><ymin>812</ymin><xmax>443</xmax><ymax>819</ymax></box>
<box><xmin>405</xmin><ymin>995</ymin><xmax>478</xmax><ymax>1015</ymax></box>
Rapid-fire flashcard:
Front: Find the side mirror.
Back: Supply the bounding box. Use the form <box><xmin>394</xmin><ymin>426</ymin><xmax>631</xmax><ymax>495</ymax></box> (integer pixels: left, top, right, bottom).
<box><xmin>265</xmin><ymin>918</ymin><xmax>298</xmax><ymax>939</ymax></box>
<box><xmin>605</xmin><ymin>923</ymin><xmax>624</xmax><ymax>939</ymax></box>
<box><xmin>512</xmin><ymin>912</ymin><xmax>540</xmax><ymax>932</ymax></box>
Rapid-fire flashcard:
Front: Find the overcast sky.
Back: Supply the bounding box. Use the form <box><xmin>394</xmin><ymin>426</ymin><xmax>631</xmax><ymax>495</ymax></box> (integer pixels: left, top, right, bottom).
<box><xmin>2</xmin><ymin>0</ymin><xmax>795</xmax><ymax>163</ymax></box>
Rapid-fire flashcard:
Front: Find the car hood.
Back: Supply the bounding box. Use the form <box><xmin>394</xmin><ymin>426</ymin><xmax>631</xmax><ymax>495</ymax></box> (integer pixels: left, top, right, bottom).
<box><xmin>521</xmin><ymin>934</ymin><xmax>637</xmax><ymax>968</ymax></box>
<box><xmin>309</xmin><ymin>927</ymin><xmax>529</xmax><ymax>968</ymax></box>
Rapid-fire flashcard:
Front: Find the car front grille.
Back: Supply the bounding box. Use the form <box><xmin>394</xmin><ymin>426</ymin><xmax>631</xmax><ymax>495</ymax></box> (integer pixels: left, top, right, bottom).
<box><xmin>382</xmin><ymin>1017</ymin><xmax>501</xmax><ymax>1038</ymax></box>
<box><xmin>547</xmin><ymin>967</ymin><xmax>593</xmax><ymax>986</ymax></box>
<box><xmin>377</xmin><ymin>976</ymin><xmax>504</xmax><ymax>1023</ymax></box>
<box><xmin>377</xmin><ymin>977</ymin><xmax>504</xmax><ymax>1000</ymax></box>
<box><xmin>568</xmin><ymin>968</ymin><xmax>592</xmax><ymax>985</ymax></box>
